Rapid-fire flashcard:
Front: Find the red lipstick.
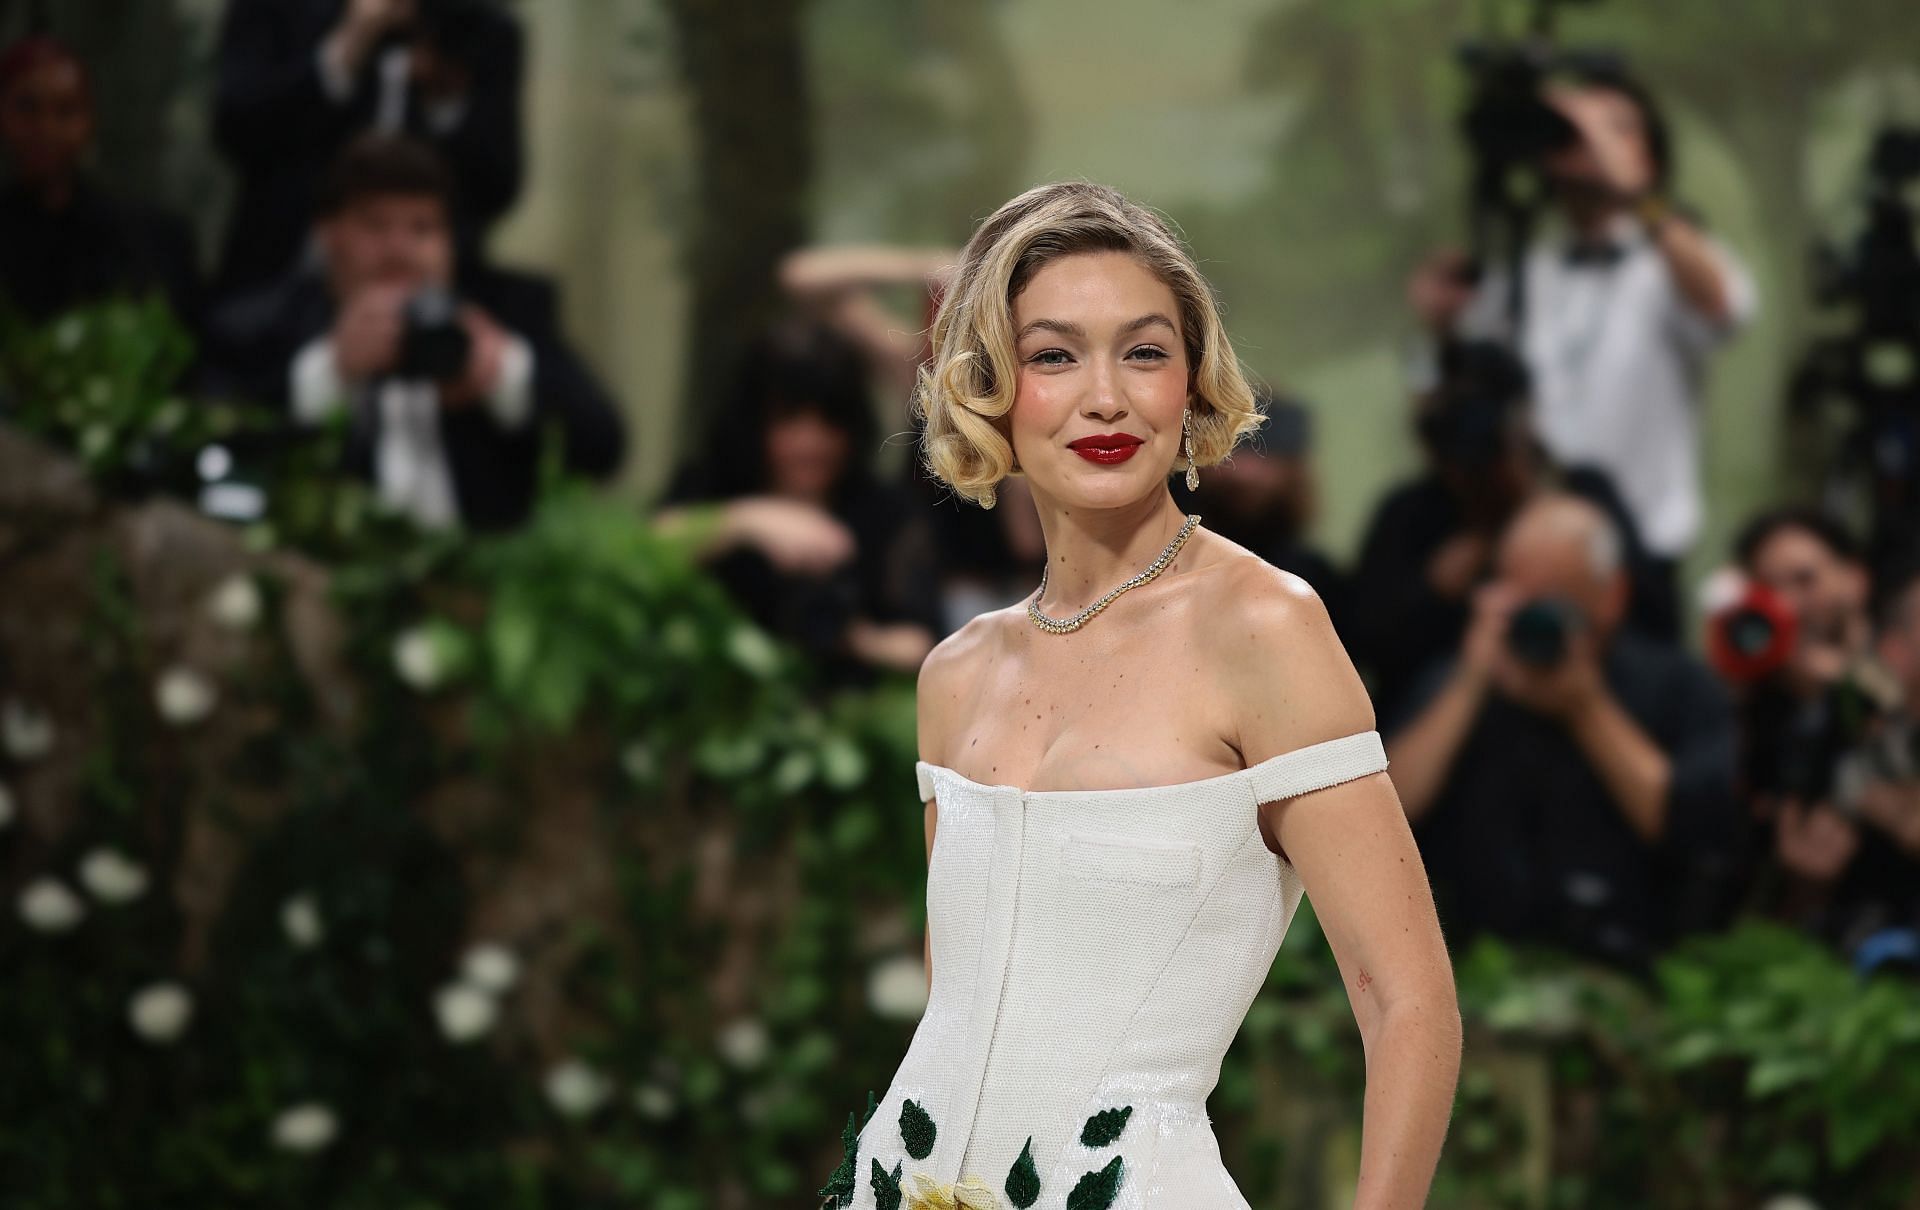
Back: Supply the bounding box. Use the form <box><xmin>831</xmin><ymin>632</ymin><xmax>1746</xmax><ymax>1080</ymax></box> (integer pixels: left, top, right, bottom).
<box><xmin>1066</xmin><ymin>433</ymin><xmax>1144</xmax><ymax>465</ymax></box>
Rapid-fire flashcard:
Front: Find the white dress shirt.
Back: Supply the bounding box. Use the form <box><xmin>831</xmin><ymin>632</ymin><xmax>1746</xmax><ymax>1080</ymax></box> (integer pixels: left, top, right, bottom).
<box><xmin>1455</xmin><ymin>212</ymin><xmax>1758</xmax><ymax>558</ymax></box>
<box><xmin>289</xmin><ymin>333</ymin><xmax>535</xmax><ymax>530</ymax></box>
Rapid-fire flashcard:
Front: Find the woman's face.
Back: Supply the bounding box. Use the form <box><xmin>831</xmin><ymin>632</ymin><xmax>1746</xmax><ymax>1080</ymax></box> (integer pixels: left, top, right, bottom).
<box><xmin>1008</xmin><ymin>250</ymin><xmax>1191</xmax><ymax>511</ymax></box>
<box><xmin>765</xmin><ymin>406</ymin><xmax>851</xmax><ymax>502</ymax></box>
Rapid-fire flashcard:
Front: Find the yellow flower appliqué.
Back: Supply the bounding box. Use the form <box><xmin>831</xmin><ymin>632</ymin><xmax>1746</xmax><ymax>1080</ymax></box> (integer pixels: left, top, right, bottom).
<box><xmin>906</xmin><ymin>1172</ymin><xmax>1000</xmax><ymax>1210</ymax></box>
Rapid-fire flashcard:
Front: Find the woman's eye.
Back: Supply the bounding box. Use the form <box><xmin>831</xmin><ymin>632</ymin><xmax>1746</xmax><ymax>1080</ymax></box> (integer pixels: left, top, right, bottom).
<box><xmin>1030</xmin><ymin>349</ymin><xmax>1072</xmax><ymax>367</ymax></box>
<box><xmin>1129</xmin><ymin>346</ymin><xmax>1169</xmax><ymax>362</ymax></box>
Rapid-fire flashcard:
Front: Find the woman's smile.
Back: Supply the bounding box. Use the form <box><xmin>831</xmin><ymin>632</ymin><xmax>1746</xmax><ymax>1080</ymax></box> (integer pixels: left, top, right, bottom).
<box><xmin>1067</xmin><ymin>432</ymin><xmax>1145</xmax><ymax>464</ymax></box>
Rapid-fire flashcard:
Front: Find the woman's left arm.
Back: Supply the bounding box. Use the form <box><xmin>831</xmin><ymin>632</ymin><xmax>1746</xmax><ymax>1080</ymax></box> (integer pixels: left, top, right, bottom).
<box><xmin>1221</xmin><ymin>565</ymin><xmax>1463</xmax><ymax>1210</ymax></box>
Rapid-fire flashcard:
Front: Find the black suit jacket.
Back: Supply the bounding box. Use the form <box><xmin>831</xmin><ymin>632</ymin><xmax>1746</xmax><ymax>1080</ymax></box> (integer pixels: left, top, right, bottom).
<box><xmin>211</xmin><ymin>0</ymin><xmax>525</xmax><ymax>292</ymax></box>
<box><xmin>202</xmin><ymin>263</ymin><xmax>626</xmax><ymax>531</ymax></box>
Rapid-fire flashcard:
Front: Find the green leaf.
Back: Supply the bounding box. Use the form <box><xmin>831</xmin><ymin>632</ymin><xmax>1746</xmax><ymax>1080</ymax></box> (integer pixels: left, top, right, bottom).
<box><xmin>1065</xmin><ymin>1156</ymin><xmax>1124</xmax><ymax>1210</ymax></box>
<box><xmin>1004</xmin><ymin>1136</ymin><xmax>1040</xmax><ymax>1208</ymax></box>
<box><xmin>870</xmin><ymin>1158</ymin><xmax>903</xmax><ymax>1210</ymax></box>
<box><xmin>1079</xmin><ymin>1105</ymin><xmax>1133</xmax><ymax>1147</ymax></box>
<box><xmin>898</xmin><ymin>1098</ymin><xmax>936</xmax><ymax>1160</ymax></box>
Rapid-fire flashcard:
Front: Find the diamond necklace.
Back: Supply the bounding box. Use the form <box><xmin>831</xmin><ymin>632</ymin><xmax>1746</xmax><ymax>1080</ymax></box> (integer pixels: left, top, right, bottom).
<box><xmin>1027</xmin><ymin>513</ymin><xmax>1202</xmax><ymax>634</ymax></box>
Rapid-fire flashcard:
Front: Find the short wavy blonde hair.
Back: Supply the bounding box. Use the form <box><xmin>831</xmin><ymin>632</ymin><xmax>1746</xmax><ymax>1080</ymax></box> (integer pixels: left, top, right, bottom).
<box><xmin>914</xmin><ymin>181</ymin><xmax>1263</xmax><ymax>508</ymax></box>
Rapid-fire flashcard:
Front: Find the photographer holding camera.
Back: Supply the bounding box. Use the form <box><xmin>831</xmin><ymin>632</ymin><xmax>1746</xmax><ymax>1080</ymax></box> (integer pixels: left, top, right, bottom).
<box><xmin>1352</xmin><ymin>340</ymin><xmax>1661</xmax><ymax>719</ymax></box>
<box><xmin>1384</xmin><ymin>492</ymin><xmax>1742</xmax><ymax>970</ymax></box>
<box><xmin>1411</xmin><ymin>66</ymin><xmax>1758</xmax><ymax>641</ymax></box>
<box><xmin>212</xmin><ymin>0</ymin><xmax>524</xmax><ymax>294</ymax></box>
<box><xmin>204</xmin><ymin>134</ymin><xmax>624</xmax><ymax>531</ymax></box>
<box><xmin>1716</xmin><ymin>512</ymin><xmax>1920</xmax><ymax>967</ymax></box>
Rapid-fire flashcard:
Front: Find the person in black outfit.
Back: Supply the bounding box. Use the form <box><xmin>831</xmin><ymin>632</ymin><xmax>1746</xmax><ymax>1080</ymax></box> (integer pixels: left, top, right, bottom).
<box><xmin>1385</xmin><ymin>492</ymin><xmax>1742</xmax><ymax>972</ymax></box>
<box><xmin>211</xmin><ymin>0</ymin><xmax>524</xmax><ymax>293</ymax></box>
<box><xmin>0</xmin><ymin>37</ymin><xmax>200</xmax><ymax>327</ymax></box>
<box><xmin>202</xmin><ymin>134</ymin><xmax>623</xmax><ymax>532</ymax></box>
<box><xmin>1177</xmin><ymin>389</ymin><xmax>1349</xmax><ymax>637</ymax></box>
<box><xmin>1350</xmin><ymin>341</ymin><xmax>1666</xmax><ymax>720</ymax></box>
<box><xmin>656</xmin><ymin>316</ymin><xmax>943</xmax><ymax>686</ymax></box>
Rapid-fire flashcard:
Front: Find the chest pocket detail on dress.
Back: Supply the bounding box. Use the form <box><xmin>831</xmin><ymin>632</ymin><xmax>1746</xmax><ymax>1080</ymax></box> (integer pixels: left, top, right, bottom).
<box><xmin>1060</xmin><ymin>831</ymin><xmax>1201</xmax><ymax>889</ymax></box>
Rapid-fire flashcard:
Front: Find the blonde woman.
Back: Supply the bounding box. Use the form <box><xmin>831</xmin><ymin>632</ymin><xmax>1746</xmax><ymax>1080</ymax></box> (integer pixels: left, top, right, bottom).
<box><xmin>820</xmin><ymin>183</ymin><xmax>1460</xmax><ymax>1210</ymax></box>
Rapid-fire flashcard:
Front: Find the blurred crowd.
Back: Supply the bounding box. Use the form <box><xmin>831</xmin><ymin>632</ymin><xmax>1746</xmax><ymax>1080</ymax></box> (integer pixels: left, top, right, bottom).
<box><xmin>3</xmin><ymin>6</ymin><xmax>1918</xmax><ymax>979</ymax></box>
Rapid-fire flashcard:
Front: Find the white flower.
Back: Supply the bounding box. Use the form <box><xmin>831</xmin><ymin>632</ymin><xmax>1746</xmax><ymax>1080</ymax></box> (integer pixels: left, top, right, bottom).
<box><xmin>433</xmin><ymin>981</ymin><xmax>499</xmax><ymax>1043</ymax></box>
<box><xmin>0</xmin><ymin>781</ymin><xmax>15</xmax><ymax>830</ymax></box>
<box><xmin>79</xmin><ymin>847</ymin><xmax>149</xmax><ymax>904</ymax></box>
<box><xmin>271</xmin><ymin>1102</ymin><xmax>338</xmax><ymax>1153</ymax></box>
<box><xmin>2</xmin><ymin>698</ymin><xmax>55</xmax><ymax>761</ymax></box>
<box><xmin>128</xmin><ymin>981</ymin><xmax>193</xmax><ymax>1043</ymax></box>
<box><xmin>18</xmin><ymin>877</ymin><xmax>85</xmax><ymax>932</ymax></box>
<box><xmin>392</xmin><ymin>627</ymin><xmax>444</xmax><ymax>690</ymax></box>
<box><xmin>460</xmin><ymin>943</ymin><xmax>520</xmax><ymax>995</ymax></box>
<box><xmin>544</xmin><ymin>1058</ymin><xmax>611</xmax><ymax>1118</ymax></box>
<box><xmin>154</xmin><ymin>666</ymin><xmax>218</xmax><ymax>726</ymax></box>
<box><xmin>281</xmin><ymin>893</ymin><xmax>324</xmax><ymax>948</ymax></box>
<box><xmin>716</xmin><ymin>1016</ymin><xmax>770</xmax><ymax>1070</ymax></box>
<box><xmin>633</xmin><ymin>1081</ymin><xmax>676</xmax><ymax>1121</ymax></box>
<box><xmin>866</xmin><ymin>953</ymin><xmax>929</xmax><ymax>1021</ymax></box>
<box><xmin>205</xmin><ymin>573</ymin><xmax>263</xmax><ymax>630</ymax></box>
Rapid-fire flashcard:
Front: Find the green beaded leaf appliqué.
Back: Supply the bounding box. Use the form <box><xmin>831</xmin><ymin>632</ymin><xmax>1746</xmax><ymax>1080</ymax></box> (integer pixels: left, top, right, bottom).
<box><xmin>818</xmin><ymin>1090</ymin><xmax>878</xmax><ymax>1208</ymax></box>
<box><xmin>899</xmin><ymin>1098</ymin><xmax>936</xmax><ymax>1160</ymax></box>
<box><xmin>1065</xmin><ymin>1155</ymin><xmax>1125</xmax><ymax>1210</ymax></box>
<box><xmin>871</xmin><ymin>1157</ymin><xmax>904</xmax><ymax>1210</ymax></box>
<box><xmin>1079</xmin><ymin>1105</ymin><xmax>1133</xmax><ymax>1148</ymax></box>
<box><xmin>1004</xmin><ymin>1135</ymin><xmax>1040</xmax><ymax>1208</ymax></box>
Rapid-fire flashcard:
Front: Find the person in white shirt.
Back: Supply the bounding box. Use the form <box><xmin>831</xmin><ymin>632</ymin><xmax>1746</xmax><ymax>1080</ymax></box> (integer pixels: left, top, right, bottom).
<box><xmin>204</xmin><ymin>135</ymin><xmax>624</xmax><ymax>531</ymax></box>
<box><xmin>1410</xmin><ymin>68</ymin><xmax>1759</xmax><ymax>639</ymax></box>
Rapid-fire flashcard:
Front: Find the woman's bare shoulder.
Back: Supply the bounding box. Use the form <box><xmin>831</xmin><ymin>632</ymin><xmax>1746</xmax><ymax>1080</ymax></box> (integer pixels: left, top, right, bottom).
<box><xmin>915</xmin><ymin>605</ymin><xmax>1018</xmax><ymax>767</ymax></box>
<box><xmin>1194</xmin><ymin>550</ymin><xmax>1376</xmax><ymax>750</ymax></box>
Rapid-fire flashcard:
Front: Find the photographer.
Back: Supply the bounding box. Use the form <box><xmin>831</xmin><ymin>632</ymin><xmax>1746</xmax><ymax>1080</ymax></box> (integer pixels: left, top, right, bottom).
<box><xmin>1385</xmin><ymin>492</ymin><xmax>1742</xmax><ymax>970</ymax></box>
<box><xmin>203</xmin><ymin>135</ymin><xmax>624</xmax><ymax>531</ymax></box>
<box><xmin>1351</xmin><ymin>340</ymin><xmax>1660</xmax><ymax>718</ymax></box>
<box><xmin>1411</xmin><ymin>67</ymin><xmax>1758</xmax><ymax>640</ymax></box>
<box><xmin>1722</xmin><ymin>512</ymin><xmax>1919</xmax><ymax>966</ymax></box>
<box><xmin>211</xmin><ymin>0</ymin><xmax>524</xmax><ymax>293</ymax></box>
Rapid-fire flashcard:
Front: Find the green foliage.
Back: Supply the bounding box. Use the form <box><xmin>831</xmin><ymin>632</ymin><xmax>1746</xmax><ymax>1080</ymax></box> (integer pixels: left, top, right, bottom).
<box><xmin>1078</xmin><ymin>1105</ymin><xmax>1132</xmax><ymax>1148</ymax></box>
<box><xmin>1064</xmin><ymin>1155</ymin><xmax>1124</xmax><ymax>1210</ymax></box>
<box><xmin>898</xmin><ymin>1097</ymin><xmax>936</xmax><ymax>1159</ymax></box>
<box><xmin>1004</xmin><ymin>1135</ymin><xmax>1040</xmax><ymax>1208</ymax></box>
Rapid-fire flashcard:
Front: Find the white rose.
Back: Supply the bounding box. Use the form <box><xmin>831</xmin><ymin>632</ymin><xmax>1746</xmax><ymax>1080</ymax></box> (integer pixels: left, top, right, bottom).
<box><xmin>128</xmin><ymin>981</ymin><xmax>193</xmax><ymax>1044</ymax></box>
<box><xmin>460</xmin><ymin>943</ymin><xmax>520</xmax><ymax>994</ymax></box>
<box><xmin>392</xmin><ymin>630</ymin><xmax>435</xmax><ymax>689</ymax></box>
<box><xmin>79</xmin><ymin>847</ymin><xmax>150</xmax><ymax>904</ymax></box>
<box><xmin>433</xmin><ymin>981</ymin><xmax>499</xmax><ymax>1043</ymax></box>
<box><xmin>716</xmin><ymin>1016</ymin><xmax>770</xmax><ymax>1070</ymax></box>
<box><xmin>866</xmin><ymin>953</ymin><xmax>929</xmax><ymax>1021</ymax></box>
<box><xmin>281</xmin><ymin>893</ymin><xmax>324</xmax><ymax>949</ymax></box>
<box><xmin>205</xmin><ymin>573</ymin><xmax>263</xmax><ymax>630</ymax></box>
<box><xmin>632</xmin><ymin>1081</ymin><xmax>676</xmax><ymax>1122</ymax></box>
<box><xmin>18</xmin><ymin>877</ymin><xmax>85</xmax><ymax>932</ymax></box>
<box><xmin>154</xmin><ymin>666</ymin><xmax>218</xmax><ymax>727</ymax></box>
<box><xmin>2</xmin><ymin>698</ymin><xmax>55</xmax><ymax>761</ymax></box>
<box><xmin>270</xmin><ymin>1102</ymin><xmax>338</xmax><ymax>1153</ymax></box>
<box><xmin>0</xmin><ymin>781</ymin><xmax>15</xmax><ymax>830</ymax></box>
<box><xmin>544</xmin><ymin>1058</ymin><xmax>610</xmax><ymax>1119</ymax></box>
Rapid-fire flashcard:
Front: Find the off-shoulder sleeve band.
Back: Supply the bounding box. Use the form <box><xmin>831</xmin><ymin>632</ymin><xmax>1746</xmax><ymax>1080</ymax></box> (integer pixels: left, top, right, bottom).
<box><xmin>1246</xmin><ymin>730</ymin><xmax>1390</xmax><ymax>806</ymax></box>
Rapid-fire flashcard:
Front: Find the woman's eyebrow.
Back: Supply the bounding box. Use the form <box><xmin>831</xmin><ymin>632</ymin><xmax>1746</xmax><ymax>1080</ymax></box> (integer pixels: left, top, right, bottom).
<box><xmin>1016</xmin><ymin>313</ymin><xmax>1178</xmax><ymax>341</ymax></box>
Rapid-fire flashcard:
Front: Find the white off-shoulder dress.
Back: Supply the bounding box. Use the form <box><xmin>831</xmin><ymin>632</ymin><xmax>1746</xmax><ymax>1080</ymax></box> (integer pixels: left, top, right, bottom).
<box><xmin>832</xmin><ymin>729</ymin><xmax>1391</xmax><ymax>1210</ymax></box>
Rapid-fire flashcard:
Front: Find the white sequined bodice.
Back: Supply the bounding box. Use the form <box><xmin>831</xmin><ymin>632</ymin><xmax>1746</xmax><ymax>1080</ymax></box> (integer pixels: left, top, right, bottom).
<box><xmin>842</xmin><ymin>730</ymin><xmax>1390</xmax><ymax>1210</ymax></box>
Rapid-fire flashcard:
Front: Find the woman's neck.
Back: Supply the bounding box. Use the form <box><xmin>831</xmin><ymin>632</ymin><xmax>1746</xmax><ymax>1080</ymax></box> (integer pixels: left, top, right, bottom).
<box><xmin>1030</xmin><ymin>489</ymin><xmax>1193</xmax><ymax>614</ymax></box>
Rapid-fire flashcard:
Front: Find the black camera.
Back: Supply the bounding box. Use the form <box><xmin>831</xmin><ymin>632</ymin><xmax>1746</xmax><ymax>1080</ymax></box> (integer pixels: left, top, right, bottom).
<box><xmin>1506</xmin><ymin>596</ymin><xmax>1585</xmax><ymax>667</ymax></box>
<box><xmin>395</xmin><ymin>287</ymin><xmax>471</xmax><ymax>382</ymax></box>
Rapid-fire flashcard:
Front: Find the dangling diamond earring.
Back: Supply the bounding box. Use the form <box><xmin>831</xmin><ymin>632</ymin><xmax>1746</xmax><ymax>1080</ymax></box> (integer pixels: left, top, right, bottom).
<box><xmin>1183</xmin><ymin>406</ymin><xmax>1200</xmax><ymax>491</ymax></box>
<box><xmin>981</xmin><ymin>484</ymin><xmax>997</xmax><ymax>510</ymax></box>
